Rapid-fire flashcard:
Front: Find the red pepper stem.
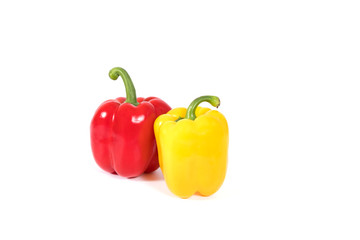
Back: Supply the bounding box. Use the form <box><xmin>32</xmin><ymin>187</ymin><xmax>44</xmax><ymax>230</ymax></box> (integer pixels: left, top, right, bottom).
<box><xmin>108</xmin><ymin>67</ymin><xmax>139</xmax><ymax>106</ymax></box>
<box><xmin>184</xmin><ymin>95</ymin><xmax>220</xmax><ymax>120</ymax></box>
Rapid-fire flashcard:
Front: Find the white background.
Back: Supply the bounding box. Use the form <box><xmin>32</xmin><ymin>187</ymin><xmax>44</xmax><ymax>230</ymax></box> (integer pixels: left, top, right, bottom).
<box><xmin>0</xmin><ymin>0</ymin><xmax>359</xmax><ymax>239</ymax></box>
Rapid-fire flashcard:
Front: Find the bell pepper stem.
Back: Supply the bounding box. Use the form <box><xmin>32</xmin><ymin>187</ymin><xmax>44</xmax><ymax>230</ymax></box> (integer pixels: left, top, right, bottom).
<box><xmin>184</xmin><ymin>95</ymin><xmax>220</xmax><ymax>120</ymax></box>
<box><xmin>109</xmin><ymin>67</ymin><xmax>139</xmax><ymax>106</ymax></box>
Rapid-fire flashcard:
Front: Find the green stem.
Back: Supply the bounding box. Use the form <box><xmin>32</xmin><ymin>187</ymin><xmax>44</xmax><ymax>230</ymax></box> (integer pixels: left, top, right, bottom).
<box><xmin>184</xmin><ymin>95</ymin><xmax>220</xmax><ymax>120</ymax></box>
<box><xmin>109</xmin><ymin>67</ymin><xmax>139</xmax><ymax>106</ymax></box>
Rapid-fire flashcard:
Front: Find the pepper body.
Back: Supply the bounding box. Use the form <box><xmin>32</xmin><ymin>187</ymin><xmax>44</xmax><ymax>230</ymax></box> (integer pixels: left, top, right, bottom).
<box><xmin>91</xmin><ymin>67</ymin><xmax>171</xmax><ymax>178</ymax></box>
<box><xmin>154</xmin><ymin>96</ymin><xmax>228</xmax><ymax>198</ymax></box>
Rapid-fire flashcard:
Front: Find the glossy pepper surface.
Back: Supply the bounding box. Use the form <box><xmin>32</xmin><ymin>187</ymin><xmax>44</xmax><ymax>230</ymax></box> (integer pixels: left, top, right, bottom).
<box><xmin>154</xmin><ymin>96</ymin><xmax>228</xmax><ymax>198</ymax></box>
<box><xmin>91</xmin><ymin>67</ymin><xmax>171</xmax><ymax>178</ymax></box>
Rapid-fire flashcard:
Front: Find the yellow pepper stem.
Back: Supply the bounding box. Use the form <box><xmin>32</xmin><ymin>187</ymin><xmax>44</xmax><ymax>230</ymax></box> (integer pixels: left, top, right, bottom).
<box><xmin>184</xmin><ymin>95</ymin><xmax>221</xmax><ymax>120</ymax></box>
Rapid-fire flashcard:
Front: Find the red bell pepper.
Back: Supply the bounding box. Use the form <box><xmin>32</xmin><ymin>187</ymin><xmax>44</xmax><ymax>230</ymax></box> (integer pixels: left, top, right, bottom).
<box><xmin>90</xmin><ymin>67</ymin><xmax>171</xmax><ymax>178</ymax></box>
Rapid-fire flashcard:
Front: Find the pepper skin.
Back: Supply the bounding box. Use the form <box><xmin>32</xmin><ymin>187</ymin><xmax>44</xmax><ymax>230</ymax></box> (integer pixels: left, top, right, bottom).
<box><xmin>154</xmin><ymin>96</ymin><xmax>228</xmax><ymax>198</ymax></box>
<box><xmin>91</xmin><ymin>67</ymin><xmax>171</xmax><ymax>178</ymax></box>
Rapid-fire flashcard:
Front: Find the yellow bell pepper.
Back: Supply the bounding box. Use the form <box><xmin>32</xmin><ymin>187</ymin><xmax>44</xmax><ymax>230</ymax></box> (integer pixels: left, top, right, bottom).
<box><xmin>154</xmin><ymin>96</ymin><xmax>229</xmax><ymax>198</ymax></box>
